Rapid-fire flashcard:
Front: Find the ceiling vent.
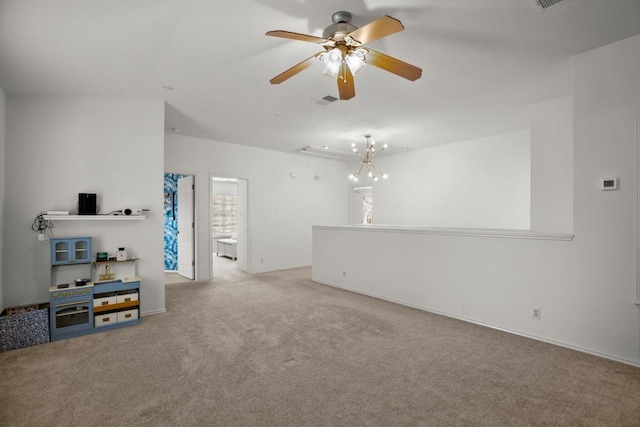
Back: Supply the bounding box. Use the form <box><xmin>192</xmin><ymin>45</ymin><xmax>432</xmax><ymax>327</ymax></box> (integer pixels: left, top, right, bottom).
<box><xmin>314</xmin><ymin>95</ymin><xmax>339</xmax><ymax>106</ymax></box>
<box><xmin>294</xmin><ymin>145</ymin><xmax>351</xmax><ymax>161</ymax></box>
<box><xmin>533</xmin><ymin>0</ymin><xmax>572</xmax><ymax>11</ymax></box>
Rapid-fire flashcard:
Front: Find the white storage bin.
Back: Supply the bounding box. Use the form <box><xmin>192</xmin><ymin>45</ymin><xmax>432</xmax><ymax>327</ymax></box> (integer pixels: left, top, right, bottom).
<box><xmin>117</xmin><ymin>309</ymin><xmax>138</xmax><ymax>323</ymax></box>
<box><xmin>95</xmin><ymin>313</ymin><xmax>117</xmax><ymax>327</ymax></box>
<box><xmin>94</xmin><ymin>294</ymin><xmax>117</xmax><ymax>308</ymax></box>
<box><xmin>116</xmin><ymin>291</ymin><xmax>138</xmax><ymax>304</ymax></box>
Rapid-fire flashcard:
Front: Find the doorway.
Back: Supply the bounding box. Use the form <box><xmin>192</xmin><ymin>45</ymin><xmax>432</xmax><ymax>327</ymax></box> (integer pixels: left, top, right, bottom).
<box><xmin>211</xmin><ymin>176</ymin><xmax>248</xmax><ymax>276</ymax></box>
<box><xmin>352</xmin><ymin>186</ymin><xmax>373</xmax><ymax>224</ymax></box>
<box><xmin>163</xmin><ymin>173</ymin><xmax>195</xmax><ymax>280</ymax></box>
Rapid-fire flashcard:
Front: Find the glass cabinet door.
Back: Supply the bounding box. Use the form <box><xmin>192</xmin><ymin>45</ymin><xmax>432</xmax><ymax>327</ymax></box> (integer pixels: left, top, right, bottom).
<box><xmin>54</xmin><ymin>241</ymin><xmax>70</xmax><ymax>263</ymax></box>
<box><xmin>74</xmin><ymin>239</ymin><xmax>90</xmax><ymax>263</ymax></box>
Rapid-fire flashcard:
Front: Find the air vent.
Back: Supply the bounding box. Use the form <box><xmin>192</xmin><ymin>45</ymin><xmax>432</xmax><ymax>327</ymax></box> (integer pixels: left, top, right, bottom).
<box><xmin>533</xmin><ymin>0</ymin><xmax>572</xmax><ymax>11</ymax></box>
<box><xmin>314</xmin><ymin>95</ymin><xmax>339</xmax><ymax>105</ymax></box>
<box><xmin>294</xmin><ymin>145</ymin><xmax>351</xmax><ymax>160</ymax></box>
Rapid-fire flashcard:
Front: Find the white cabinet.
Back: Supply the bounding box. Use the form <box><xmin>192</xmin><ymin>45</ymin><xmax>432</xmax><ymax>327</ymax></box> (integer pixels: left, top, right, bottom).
<box><xmin>216</xmin><ymin>239</ymin><xmax>237</xmax><ymax>260</ymax></box>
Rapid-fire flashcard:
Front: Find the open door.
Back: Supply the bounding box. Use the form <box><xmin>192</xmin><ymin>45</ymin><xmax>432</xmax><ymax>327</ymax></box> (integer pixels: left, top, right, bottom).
<box><xmin>177</xmin><ymin>175</ymin><xmax>195</xmax><ymax>279</ymax></box>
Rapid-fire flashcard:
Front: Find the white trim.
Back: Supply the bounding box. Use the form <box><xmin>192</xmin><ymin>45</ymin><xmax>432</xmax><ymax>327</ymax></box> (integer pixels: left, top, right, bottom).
<box><xmin>312</xmin><ymin>225</ymin><xmax>574</xmax><ymax>241</ymax></box>
<box><xmin>141</xmin><ymin>308</ymin><xmax>166</xmax><ymax>316</ymax></box>
<box><xmin>313</xmin><ymin>277</ymin><xmax>640</xmax><ymax>368</ymax></box>
<box><xmin>43</xmin><ymin>215</ymin><xmax>145</xmax><ymax>221</ymax></box>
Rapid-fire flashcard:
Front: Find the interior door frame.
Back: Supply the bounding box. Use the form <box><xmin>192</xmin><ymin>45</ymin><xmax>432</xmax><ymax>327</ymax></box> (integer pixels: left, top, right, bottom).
<box><xmin>210</xmin><ymin>174</ymin><xmax>249</xmax><ymax>276</ymax></box>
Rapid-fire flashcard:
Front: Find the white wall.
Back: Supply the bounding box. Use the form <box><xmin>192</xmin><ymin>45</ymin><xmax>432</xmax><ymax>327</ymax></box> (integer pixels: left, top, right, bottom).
<box><xmin>313</xmin><ymin>34</ymin><xmax>640</xmax><ymax>366</ymax></box>
<box><xmin>369</xmin><ymin>131</ymin><xmax>531</xmax><ymax>229</ymax></box>
<box><xmin>165</xmin><ymin>133</ymin><xmax>348</xmax><ymax>277</ymax></box>
<box><xmin>4</xmin><ymin>98</ymin><xmax>165</xmax><ymax>314</ymax></box>
<box><xmin>530</xmin><ymin>96</ymin><xmax>573</xmax><ymax>233</ymax></box>
<box><xmin>0</xmin><ymin>87</ymin><xmax>5</xmax><ymax>313</ymax></box>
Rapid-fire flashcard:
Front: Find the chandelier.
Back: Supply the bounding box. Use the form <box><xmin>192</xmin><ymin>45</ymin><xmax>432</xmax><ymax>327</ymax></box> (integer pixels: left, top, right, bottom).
<box><xmin>348</xmin><ymin>135</ymin><xmax>389</xmax><ymax>182</ymax></box>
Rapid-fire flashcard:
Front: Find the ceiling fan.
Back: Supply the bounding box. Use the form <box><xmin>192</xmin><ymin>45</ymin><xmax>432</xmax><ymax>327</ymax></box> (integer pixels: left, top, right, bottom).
<box><xmin>266</xmin><ymin>11</ymin><xmax>422</xmax><ymax>100</ymax></box>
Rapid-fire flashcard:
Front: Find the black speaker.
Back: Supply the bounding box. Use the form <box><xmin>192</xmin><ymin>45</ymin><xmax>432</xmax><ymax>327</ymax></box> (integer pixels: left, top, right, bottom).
<box><xmin>78</xmin><ymin>193</ymin><xmax>97</xmax><ymax>215</ymax></box>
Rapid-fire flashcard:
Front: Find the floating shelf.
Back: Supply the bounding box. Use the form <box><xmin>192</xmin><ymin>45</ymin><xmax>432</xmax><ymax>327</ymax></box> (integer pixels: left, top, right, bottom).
<box><xmin>93</xmin><ymin>300</ymin><xmax>140</xmax><ymax>314</ymax></box>
<box><xmin>93</xmin><ymin>259</ymin><xmax>139</xmax><ymax>267</ymax></box>
<box><xmin>43</xmin><ymin>215</ymin><xmax>146</xmax><ymax>221</ymax></box>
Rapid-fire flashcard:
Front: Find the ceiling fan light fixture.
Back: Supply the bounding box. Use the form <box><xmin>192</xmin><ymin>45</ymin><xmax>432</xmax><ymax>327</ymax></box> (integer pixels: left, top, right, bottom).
<box><xmin>266</xmin><ymin>12</ymin><xmax>422</xmax><ymax>99</ymax></box>
<box><xmin>322</xmin><ymin>48</ymin><xmax>343</xmax><ymax>78</ymax></box>
<box><xmin>345</xmin><ymin>52</ymin><xmax>366</xmax><ymax>76</ymax></box>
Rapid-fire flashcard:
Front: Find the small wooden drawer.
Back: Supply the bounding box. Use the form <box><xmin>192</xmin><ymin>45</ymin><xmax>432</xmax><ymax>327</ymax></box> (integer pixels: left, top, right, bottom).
<box><xmin>94</xmin><ymin>293</ymin><xmax>117</xmax><ymax>308</ymax></box>
<box><xmin>95</xmin><ymin>313</ymin><xmax>117</xmax><ymax>327</ymax></box>
<box><xmin>117</xmin><ymin>309</ymin><xmax>138</xmax><ymax>323</ymax></box>
<box><xmin>116</xmin><ymin>291</ymin><xmax>138</xmax><ymax>304</ymax></box>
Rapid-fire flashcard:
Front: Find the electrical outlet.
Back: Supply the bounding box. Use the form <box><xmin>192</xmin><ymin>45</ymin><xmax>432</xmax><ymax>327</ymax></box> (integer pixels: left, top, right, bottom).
<box><xmin>532</xmin><ymin>306</ymin><xmax>541</xmax><ymax>320</ymax></box>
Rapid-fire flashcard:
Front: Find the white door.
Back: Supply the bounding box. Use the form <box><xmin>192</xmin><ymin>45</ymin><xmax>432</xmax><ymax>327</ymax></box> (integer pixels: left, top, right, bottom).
<box><xmin>178</xmin><ymin>175</ymin><xmax>195</xmax><ymax>279</ymax></box>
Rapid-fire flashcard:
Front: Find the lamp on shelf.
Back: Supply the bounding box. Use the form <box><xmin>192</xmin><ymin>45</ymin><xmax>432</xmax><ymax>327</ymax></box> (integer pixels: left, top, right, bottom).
<box><xmin>348</xmin><ymin>135</ymin><xmax>388</xmax><ymax>182</ymax></box>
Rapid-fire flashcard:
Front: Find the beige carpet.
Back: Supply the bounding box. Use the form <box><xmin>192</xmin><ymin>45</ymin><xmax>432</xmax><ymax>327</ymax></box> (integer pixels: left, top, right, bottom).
<box><xmin>1</xmin><ymin>267</ymin><xmax>640</xmax><ymax>426</ymax></box>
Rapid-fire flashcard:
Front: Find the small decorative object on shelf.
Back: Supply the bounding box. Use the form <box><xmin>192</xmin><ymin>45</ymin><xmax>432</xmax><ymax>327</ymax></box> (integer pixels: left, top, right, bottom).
<box><xmin>116</xmin><ymin>247</ymin><xmax>127</xmax><ymax>261</ymax></box>
<box><xmin>96</xmin><ymin>252</ymin><xmax>108</xmax><ymax>262</ymax></box>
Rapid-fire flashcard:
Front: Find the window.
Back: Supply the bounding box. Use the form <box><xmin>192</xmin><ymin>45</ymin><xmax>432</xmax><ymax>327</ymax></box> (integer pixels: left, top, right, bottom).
<box><xmin>211</xmin><ymin>195</ymin><xmax>237</xmax><ymax>238</ymax></box>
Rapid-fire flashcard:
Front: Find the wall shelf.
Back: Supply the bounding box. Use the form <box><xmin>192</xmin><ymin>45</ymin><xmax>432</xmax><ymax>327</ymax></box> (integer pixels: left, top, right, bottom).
<box><xmin>43</xmin><ymin>215</ymin><xmax>146</xmax><ymax>221</ymax></box>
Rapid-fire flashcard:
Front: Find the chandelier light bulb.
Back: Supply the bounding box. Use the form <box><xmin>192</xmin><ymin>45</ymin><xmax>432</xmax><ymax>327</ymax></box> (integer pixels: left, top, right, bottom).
<box><xmin>383</xmin><ymin>173</ymin><xmax>389</xmax><ymax>179</ymax></box>
<box><xmin>349</xmin><ymin>174</ymin><xmax>355</xmax><ymax>180</ymax></box>
<box><xmin>373</xmin><ymin>176</ymin><xmax>379</xmax><ymax>181</ymax></box>
<box><xmin>368</xmin><ymin>171</ymin><xmax>373</xmax><ymax>177</ymax></box>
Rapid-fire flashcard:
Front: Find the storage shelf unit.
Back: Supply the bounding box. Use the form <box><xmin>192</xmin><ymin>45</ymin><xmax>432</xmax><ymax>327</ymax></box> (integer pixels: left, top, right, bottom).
<box><xmin>93</xmin><ymin>280</ymin><xmax>140</xmax><ymax>331</ymax></box>
<box><xmin>48</xmin><ymin>237</ymin><xmax>141</xmax><ymax>341</ymax></box>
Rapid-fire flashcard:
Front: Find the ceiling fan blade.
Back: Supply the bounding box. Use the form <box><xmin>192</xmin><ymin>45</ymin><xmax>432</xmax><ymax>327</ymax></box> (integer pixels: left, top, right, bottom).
<box><xmin>337</xmin><ymin>63</ymin><xmax>355</xmax><ymax>100</ymax></box>
<box><xmin>347</xmin><ymin>15</ymin><xmax>404</xmax><ymax>45</ymax></box>
<box><xmin>266</xmin><ymin>30</ymin><xmax>334</xmax><ymax>46</ymax></box>
<box><xmin>269</xmin><ymin>52</ymin><xmax>323</xmax><ymax>85</ymax></box>
<box><xmin>365</xmin><ymin>48</ymin><xmax>422</xmax><ymax>81</ymax></box>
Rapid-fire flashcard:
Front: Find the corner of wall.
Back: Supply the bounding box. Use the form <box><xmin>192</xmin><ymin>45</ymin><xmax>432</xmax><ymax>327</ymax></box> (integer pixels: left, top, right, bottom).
<box><xmin>0</xmin><ymin>87</ymin><xmax>6</xmax><ymax>313</ymax></box>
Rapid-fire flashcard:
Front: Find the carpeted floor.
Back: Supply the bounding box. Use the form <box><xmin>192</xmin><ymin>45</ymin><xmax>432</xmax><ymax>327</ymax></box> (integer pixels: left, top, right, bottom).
<box><xmin>1</xmin><ymin>267</ymin><xmax>640</xmax><ymax>426</ymax></box>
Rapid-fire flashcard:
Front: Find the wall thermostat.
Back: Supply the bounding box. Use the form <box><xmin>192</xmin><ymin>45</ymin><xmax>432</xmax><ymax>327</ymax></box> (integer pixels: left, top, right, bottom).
<box><xmin>601</xmin><ymin>177</ymin><xmax>618</xmax><ymax>190</ymax></box>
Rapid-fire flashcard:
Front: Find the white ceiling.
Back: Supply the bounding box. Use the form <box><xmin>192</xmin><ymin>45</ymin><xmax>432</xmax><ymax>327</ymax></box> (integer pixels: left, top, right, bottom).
<box><xmin>1</xmin><ymin>0</ymin><xmax>640</xmax><ymax>159</ymax></box>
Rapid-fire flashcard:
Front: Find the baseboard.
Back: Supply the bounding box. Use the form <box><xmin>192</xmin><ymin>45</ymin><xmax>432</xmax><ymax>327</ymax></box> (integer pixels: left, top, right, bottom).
<box><xmin>141</xmin><ymin>308</ymin><xmax>166</xmax><ymax>316</ymax></box>
<box><xmin>312</xmin><ymin>277</ymin><xmax>640</xmax><ymax>369</ymax></box>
